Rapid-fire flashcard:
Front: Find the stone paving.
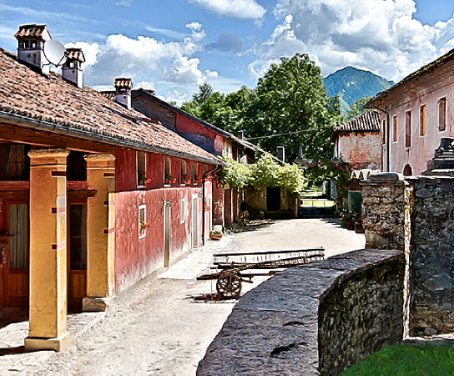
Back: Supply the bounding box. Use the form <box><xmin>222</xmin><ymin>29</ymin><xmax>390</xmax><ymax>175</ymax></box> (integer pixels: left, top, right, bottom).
<box><xmin>0</xmin><ymin>218</ymin><xmax>366</xmax><ymax>375</ymax></box>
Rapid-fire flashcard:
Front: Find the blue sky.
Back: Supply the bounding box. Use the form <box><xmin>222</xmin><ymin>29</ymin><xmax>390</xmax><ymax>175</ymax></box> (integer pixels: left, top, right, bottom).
<box><xmin>0</xmin><ymin>0</ymin><xmax>453</xmax><ymax>102</ymax></box>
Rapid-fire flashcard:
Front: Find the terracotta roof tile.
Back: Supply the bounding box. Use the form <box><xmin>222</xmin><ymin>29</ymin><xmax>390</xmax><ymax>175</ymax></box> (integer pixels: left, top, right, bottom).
<box><xmin>114</xmin><ymin>78</ymin><xmax>132</xmax><ymax>89</ymax></box>
<box><xmin>0</xmin><ymin>49</ymin><xmax>219</xmax><ymax>165</ymax></box>
<box><xmin>334</xmin><ymin>110</ymin><xmax>381</xmax><ymax>133</ymax></box>
<box><xmin>15</xmin><ymin>24</ymin><xmax>48</xmax><ymax>39</ymax></box>
<box><xmin>66</xmin><ymin>48</ymin><xmax>85</xmax><ymax>62</ymax></box>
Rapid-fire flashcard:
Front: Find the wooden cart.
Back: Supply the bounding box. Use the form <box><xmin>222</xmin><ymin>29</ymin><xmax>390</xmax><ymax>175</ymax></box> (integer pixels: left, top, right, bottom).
<box><xmin>197</xmin><ymin>248</ymin><xmax>324</xmax><ymax>299</ymax></box>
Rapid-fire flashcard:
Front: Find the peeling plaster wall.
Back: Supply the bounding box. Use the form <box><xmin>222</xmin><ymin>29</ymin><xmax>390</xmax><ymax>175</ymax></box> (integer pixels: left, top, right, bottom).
<box><xmin>337</xmin><ymin>132</ymin><xmax>383</xmax><ymax>170</ymax></box>
<box><xmin>114</xmin><ymin>186</ymin><xmax>204</xmax><ymax>293</ymax></box>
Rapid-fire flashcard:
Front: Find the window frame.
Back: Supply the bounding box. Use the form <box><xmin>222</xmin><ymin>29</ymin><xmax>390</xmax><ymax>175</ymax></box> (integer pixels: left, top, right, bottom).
<box><xmin>138</xmin><ymin>204</ymin><xmax>147</xmax><ymax>239</ymax></box>
<box><xmin>392</xmin><ymin>115</ymin><xmax>398</xmax><ymax>143</ymax></box>
<box><xmin>438</xmin><ymin>97</ymin><xmax>447</xmax><ymax>132</ymax></box>
<box><xmin>164</xmin><ymin>157</ymin><xmax>171</xmax><ymax>186</ymax></box>
<box><xmin>405</xmin><ymin>110</ymin><xmax>412</xmax><ymax>148</ymax></box>
<box><xmin>136</xmin><ymin>151</ymin><xmax>147</xmax><ymax>188</ymax></box>
<box><xmin>419</xmin><ymin>104</ymin><xmax>426</xmax><ymax>137</ymax></box>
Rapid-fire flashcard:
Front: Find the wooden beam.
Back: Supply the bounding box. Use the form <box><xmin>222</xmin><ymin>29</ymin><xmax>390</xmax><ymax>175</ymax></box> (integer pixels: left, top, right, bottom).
<box><xmin>0</xmin><ymin>123</ymin><xmax>113</xmax><ymax>153</ymax></box>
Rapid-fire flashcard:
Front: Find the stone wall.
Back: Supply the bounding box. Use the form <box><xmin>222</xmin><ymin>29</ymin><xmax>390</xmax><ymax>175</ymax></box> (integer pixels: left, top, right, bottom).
<box><xmin>409</xmin><ymin>176</ymin><xmax>454</xmax><ymax>335</ymax></box>
<box><xmin>360</xmin><ymin>173</ymin><xmax>412</xmax><ymax>251</ymax></box>
<box><xmin>197</xmin><ymin>249</ymin><xmax>404</xmax><ymax>376</ymax></box>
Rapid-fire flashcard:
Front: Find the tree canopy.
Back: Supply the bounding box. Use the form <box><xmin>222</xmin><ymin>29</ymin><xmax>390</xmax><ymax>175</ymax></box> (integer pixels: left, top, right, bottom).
<box><xmin>181</xmin><ymin>53</ymin><xmax>342</xmax><ymax>163</ymax></box>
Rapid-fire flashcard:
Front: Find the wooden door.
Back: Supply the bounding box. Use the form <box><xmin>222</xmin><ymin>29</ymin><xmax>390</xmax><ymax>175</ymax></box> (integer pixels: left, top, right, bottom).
<box><xmin>266</xmin><ymin>187</ymin><xmax>281</xmax><ymax>212</ymax></box>
<box><xmin>192</xmin><ymin>197</ymin><xmax>198</xmax><ymax>248</ymax></box>
<box><xmin>7</xmin><ymin>203</ymin><xmax>29</xmax><ymax>306</ymax></box>
<box><xmin>68</xmin><ymin>204</ymin><xmax>87</xmax><ymax>310</ymax></box>
<box><xmin>163</xmin><ymin>202</ymin><xmax>171</xmax><ymax>267</ymax></box>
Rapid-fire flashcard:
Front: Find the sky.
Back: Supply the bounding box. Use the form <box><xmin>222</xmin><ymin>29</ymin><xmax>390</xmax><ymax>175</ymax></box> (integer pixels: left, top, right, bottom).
<box><xmin>0</xmin><ymin>0</ymin><xmax>453</xmax><ymax>102</ymax></box>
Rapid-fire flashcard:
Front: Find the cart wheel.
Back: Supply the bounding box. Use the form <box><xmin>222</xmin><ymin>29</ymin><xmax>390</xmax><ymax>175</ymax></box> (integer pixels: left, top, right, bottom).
<box><xmin>216</xmin><ymin>271</ymin><xmax>242</xmax><ymax>299</ymax></box>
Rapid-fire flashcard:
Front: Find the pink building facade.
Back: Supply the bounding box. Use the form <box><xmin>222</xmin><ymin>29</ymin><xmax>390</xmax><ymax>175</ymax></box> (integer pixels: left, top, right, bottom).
<box><xmin>368</xmin><ymin>49</ymin><xmax>454</xmax><ymax>175</ymax></box>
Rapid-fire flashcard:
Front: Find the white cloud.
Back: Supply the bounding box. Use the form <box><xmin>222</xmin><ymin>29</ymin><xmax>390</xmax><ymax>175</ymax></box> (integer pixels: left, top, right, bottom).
<box><xmin>73</xmin><ymin>22</ymin><xmax>218</xmax><ymax>101</ymax></box>
<box><xmin>145</xmin><ymin>26</ymin><xmax>187</xmax><ymax>40</ymax></box>
<box><xmin>249</xmin><ymin>0</ymin><xmax>454</xmax><ymax>82</ymax></box>
<box><xmin>115</xmin><ymin>0</ymin><xmax>133</xmax><ymax>6</ymax></box>
<box><xmin>189</xmin><ymin>0</ymin><xmax>266</xmax><ymax>20</ymax></box>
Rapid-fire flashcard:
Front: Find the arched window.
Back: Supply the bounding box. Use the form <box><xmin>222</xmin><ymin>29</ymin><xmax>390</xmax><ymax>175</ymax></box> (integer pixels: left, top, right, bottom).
<box><xmin>403</xmin><ymin>164</ymin><xmax>412</xmax><ymax>176</ymax></box>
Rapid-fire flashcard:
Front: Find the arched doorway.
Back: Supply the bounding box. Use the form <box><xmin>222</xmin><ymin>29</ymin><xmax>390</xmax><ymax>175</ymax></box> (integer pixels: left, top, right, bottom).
<box><xmin>403</xmin><ymin>164</ymin><xmax>413</xmax><ymax>176</ymax></box>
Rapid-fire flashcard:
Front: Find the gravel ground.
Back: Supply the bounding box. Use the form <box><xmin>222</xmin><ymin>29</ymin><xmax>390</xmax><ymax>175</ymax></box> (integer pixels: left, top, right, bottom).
<box><xmin>12</xmin><ymin>218</ymin><xmax>364</xmax><ymax>376</ymax></box>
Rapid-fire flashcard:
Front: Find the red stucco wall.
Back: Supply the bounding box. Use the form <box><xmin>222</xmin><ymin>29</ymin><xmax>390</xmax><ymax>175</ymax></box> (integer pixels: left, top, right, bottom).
<box><xmin>114</xmin><ymin>186</ymin><xmax>206</xmax><ymax>293</ymax></box>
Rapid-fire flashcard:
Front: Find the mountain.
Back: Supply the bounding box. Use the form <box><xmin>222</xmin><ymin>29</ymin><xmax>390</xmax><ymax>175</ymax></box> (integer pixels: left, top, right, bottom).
<box><xmin>323</xmin><ymin>66</ymin><xmax>394</xmax><ymax>106</ymax></box>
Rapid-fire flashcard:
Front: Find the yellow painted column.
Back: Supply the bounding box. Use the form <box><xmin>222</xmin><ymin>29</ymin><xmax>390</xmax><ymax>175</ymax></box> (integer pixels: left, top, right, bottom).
<box><xmin>25</xmin><ymin>149</ymin><xmax>70</xmax><ymax>352</ymax></box>
<box><xmin>82</xmin><ymin>154</ymin><xmax>116</xmax><ymax>312</ymax></box>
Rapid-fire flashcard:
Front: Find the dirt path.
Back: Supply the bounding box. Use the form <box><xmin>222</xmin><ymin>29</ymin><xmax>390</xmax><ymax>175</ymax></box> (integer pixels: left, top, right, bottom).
<box><xmin>31</xmin><ymin>219</ymin><xmax>364</xmax><ymax>376</ymax></box>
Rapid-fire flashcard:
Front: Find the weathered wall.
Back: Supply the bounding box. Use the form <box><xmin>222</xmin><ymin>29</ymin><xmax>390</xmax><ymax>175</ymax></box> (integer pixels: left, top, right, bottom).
<box><xmin>176</xmin><ymin>114</ymin><xmax>220</xmax><ymax>155</ymax></box>
<box><xmin>114</xmin><ymin>186</ymin><xmax>204</xmax><ymax>293</ymax></box>
<box><xmin>361</xmin><ymin>173</ymin><xmax>412</xmax><ymax>251</ymax></box>
<box><xmin>132</xmin><ymin>93</ymin><xmax>176</xmax><ymax>130</ymax></box>
<box><xmin>409</xmin><ymin>176</ymin><xmax>454</xmax><ymax>335</ymax></box>
<box><xmin>337</xmin><ymin>132</ymin><xmax>383</xmax><ymax>171</ymax></box>
<box><xmin>197</xmin><ymin>249</ymin><xmax>404</xmax><ymax>376</ymax></box>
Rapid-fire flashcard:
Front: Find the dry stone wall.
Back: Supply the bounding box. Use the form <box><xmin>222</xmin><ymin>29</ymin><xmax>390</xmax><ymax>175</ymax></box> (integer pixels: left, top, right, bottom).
<box><xmin>197</xmin><ymin>249</ymin><xmax>404</xmax><ymax>376</ymax></box>
<box><xmin>409</xmin><ymin>176</ymin><xmax>454</xmax><ymax>335</ymax></box>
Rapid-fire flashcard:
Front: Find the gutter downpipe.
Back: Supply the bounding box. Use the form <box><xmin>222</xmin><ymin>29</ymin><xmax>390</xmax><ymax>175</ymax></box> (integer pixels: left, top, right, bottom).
<box><xmin>201</xmin><ymin>164</ymin><xmax>222</xmax><ymax>245</ymax></box>
<box><xmin>371</xmin><ymin>107</ymin><xmax>390</xmax><ymax>172</ymax></box>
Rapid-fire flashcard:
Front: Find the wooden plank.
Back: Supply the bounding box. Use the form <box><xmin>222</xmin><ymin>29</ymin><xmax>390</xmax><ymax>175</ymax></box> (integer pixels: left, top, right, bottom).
<box><xmin>213</xmin><ymin>248</ymin><xmax>324</xmax><ymax>257</ymax></box>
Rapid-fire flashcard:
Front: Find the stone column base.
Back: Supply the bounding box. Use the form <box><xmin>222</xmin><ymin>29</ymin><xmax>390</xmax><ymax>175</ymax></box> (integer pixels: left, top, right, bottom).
<box><xmin>25</xmin><ymin>332</ymin><xmax>70</xmax><ymax>352</ymax></box>
<box><xmin>82</xmin><ymin>296</ymin><xmax>112</xmax><ymax>312</ymax></box>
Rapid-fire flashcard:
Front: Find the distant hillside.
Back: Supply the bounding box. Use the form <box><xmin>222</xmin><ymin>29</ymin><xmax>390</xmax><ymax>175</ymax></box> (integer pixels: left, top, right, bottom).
<box><xmin>324</xmin><ymin>66</ymin><xmax>394</xmax><ymax>106</ymax></box>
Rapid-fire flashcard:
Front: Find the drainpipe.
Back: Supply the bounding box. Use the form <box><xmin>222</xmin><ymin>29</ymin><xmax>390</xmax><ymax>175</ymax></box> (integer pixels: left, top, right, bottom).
<box><xmin>201</xmin><ymin>164</ymin><xmax>222</xmax><ymax>245</ymax></box>
<box><xmin>372</xmin><ymin>107</ymin><xmax>390</xmax><ymax>172</ymax></box>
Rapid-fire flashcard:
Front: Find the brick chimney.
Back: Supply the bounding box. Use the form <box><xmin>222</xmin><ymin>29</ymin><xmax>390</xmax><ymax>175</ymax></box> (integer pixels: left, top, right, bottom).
<box><xmin>62</xmin><ymin>48</ymin><xmax>85</xmax><ymax>88</ymax></box>
<box><xmin>277</xmin><ymin>145</ymin><xmax>285</xmax><ymax>162</ymax></box>
<box><xmin>15</xmin><ymin>24</ymin><xmax>52</xmax><ymax>74</ymax></box>
<box><xmin>114</xmin><ymin>78</ymin><xmax>133</xmax><ymax>109</ymax></box>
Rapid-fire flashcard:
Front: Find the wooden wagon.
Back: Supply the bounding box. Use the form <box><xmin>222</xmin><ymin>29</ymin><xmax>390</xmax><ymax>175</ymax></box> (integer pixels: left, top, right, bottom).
<box><xmin>197</xmin><ymin>248</ymin><xmax>325</xmax><ymax>299</ymax></box>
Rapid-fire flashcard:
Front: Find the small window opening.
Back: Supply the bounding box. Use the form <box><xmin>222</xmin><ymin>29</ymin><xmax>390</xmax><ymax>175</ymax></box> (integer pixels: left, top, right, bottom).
<box><xmin>138</xmin><ymin>204</ymin><xmax>147</xmax><ymax>239</ymax></box>
<box><xmin>137</xmin><ymin>151</ymin><xmax>146</xmax><ymax>187</ymax></box>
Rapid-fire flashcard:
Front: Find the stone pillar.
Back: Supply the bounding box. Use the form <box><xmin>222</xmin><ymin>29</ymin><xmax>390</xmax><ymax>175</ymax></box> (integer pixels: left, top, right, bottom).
<box><xmin>25</xmin><ymin>149</ymin><xmax>70</xmax><ymax>352</ymax></box>
<box><xmin>409</xmin><ymin>138</ymin><xmax>454</xmax><ymax>336</ymax></box>
<box><xmin>360</xmin><ymin>173</ymin><xmax>412</xmax><ymax>251</ymax></box>
<box><xmin>82</xmin><ymin>154</ymin><xmax>116</xmax><ymax>312</ymax></box>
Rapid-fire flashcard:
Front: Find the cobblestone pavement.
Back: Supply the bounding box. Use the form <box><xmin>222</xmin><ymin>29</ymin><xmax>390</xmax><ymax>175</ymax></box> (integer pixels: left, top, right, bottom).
<box><xmin>0</xmin><ymin>218</ymin><xmax>365</xmax><ymax>375</ymax></box>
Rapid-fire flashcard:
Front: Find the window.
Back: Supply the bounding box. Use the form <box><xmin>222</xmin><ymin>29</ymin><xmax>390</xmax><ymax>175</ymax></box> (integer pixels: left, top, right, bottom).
<box><xmin>138</xmin><ymin>204</ymin><xmax>146</xmax><ymax>239</ymax></box>
<box><xmin>405</xmin><ymin>110</ymin><xmax>411</xmax><ymax>148</ymax></box>
<box><xmin>180</xmin><ymin>198</ymin><xmax>187</xmax><ymax>224</ymax></box>
<box><xmin>137</xmin><ymin>151</ymin><xmax>146</xmax><ymax>187</ymax></box>
<box><xmin>0</xmin><ymin>143</ymin><xmax>30</xmax><ymax>180</ymax></box>
<box><xmin>419</xmin><ymin>104</ymin><xmax>426</xmax><ymax>136</ymax></box>
<box><xmin>382</xmin><ymin>120</ymin><xmax>386</xmax><ymax>145</ymax></box>
<box><xmin>392</xmin><ymin>115</ymin><xmax>398</xmax><ymax>142</ymax></box>
<box><xmin>439</xmin><ymin>97</ymin><xmax>446</xmax><ymax>131</ymax></box>
<box><xmin>164</xmin><ymin>157</ymin><xmax>171</xmax><ymax>185</ymax></box>
<box><xmin>180</xmin><ymin>160</ymin><xmax>187</xmax><ymax>185</ymax></box>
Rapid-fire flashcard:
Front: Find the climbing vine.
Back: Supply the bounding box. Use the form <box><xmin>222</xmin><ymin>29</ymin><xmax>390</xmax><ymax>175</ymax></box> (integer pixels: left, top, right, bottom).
<box><xmin>219</xmin><ymin>155</ymin><xmax>306</xmax><ymax>193</ymax></box>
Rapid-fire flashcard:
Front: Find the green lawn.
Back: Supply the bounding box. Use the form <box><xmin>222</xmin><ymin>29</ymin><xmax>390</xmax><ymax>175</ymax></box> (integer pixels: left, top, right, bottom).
<box><xmin>342</xmin><ymin>343</ymin><xmax>454</xmax><ymax>376</ymax></box>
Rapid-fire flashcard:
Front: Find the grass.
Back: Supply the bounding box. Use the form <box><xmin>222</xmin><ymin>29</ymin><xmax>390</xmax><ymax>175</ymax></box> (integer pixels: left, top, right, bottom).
<box><xmin>300</xmin><ymin>199</ymin><xmax>335</xmax><ymax>208</ymax></box>
<box><xmin>342</xmin><ymin>343</ymin><xmax>454</xmax><ymax>376</ymax></box>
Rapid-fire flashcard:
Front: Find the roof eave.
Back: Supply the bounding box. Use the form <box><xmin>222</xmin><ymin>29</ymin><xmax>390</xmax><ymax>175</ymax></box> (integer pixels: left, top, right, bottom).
<box><xmin>0</xmin><ymin>110</ymin><xmax>221</xmax><ymax>166</ymax></box>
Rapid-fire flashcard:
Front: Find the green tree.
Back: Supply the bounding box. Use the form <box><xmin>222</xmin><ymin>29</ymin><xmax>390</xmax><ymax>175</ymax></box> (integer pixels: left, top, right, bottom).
<box><xmin>243</xmin><ymin>53</ymin><xmax>340</xmax><ymax>161</ymax></box>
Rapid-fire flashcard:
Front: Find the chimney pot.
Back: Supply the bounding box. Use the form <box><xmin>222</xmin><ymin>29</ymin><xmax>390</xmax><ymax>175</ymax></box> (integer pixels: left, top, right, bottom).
<box><xmin>62</xmin><ymin>48</ymin><xmax>85</xmax><ymax>88</ymax></box>
<box><xmin>15</xmin><ymin>24</ymin><xmax>51</xmax><ymax>74</ymax></box>
<box><xmin>114</xmin><ymin>77</ymin><xmax>133</xmax><ymax>109</ymax></box>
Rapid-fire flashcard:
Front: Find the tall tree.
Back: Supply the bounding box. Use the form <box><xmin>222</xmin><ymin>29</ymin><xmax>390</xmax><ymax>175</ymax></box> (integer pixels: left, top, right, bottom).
<box><xmin>245</xmin><ymin>53</ymin><xmax>339</xmax><ymax>160</ymax></box>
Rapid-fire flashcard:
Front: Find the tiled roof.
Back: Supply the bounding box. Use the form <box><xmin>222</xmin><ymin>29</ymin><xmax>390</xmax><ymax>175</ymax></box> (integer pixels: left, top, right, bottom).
<box><xmin>66</xmin><ymin>48</ymin><xmax>85</xmax><ymax>62</ymax></box>
<box><xmin>15</xmin><ymin>24</ymin><xmax>49</xmax><ymax>39</ymax></box>
<box><xmin>368</xmin><ymin>48</ymin><xmax>454</xmax><ymax>106</ymax></box>
<box><xmin>0</xmin><ymin>49</ymin><xmax>219</xmax><ymax>165</ymax></box>
<box><xmin>114</xmin><ymin>78</ymin><xmax>132</xmax><ymax>89</ymax></box>
<box><xmin>334</xmin><ymin>110</ymin><xmax>381</xmax><ymax>134</ymax></box>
